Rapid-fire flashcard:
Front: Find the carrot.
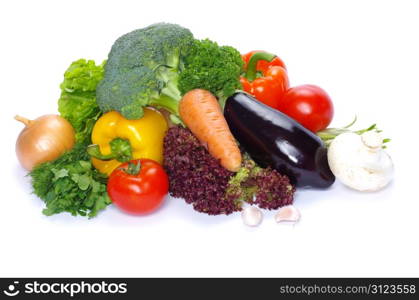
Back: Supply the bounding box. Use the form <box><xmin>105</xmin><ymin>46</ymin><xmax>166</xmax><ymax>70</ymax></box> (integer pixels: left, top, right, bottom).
<box><xmin>179</xmin><ymin>89</ymin><xmax>242</xmax><ymax>172</ymax></box>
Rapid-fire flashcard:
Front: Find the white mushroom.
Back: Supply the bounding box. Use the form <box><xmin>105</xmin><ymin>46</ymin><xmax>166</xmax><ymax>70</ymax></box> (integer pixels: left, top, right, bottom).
<box><xmin>241</xmin><ymin>206</ymin><xmax>263</xmax><ymax>227</ymax></box>
<box><xmin>327</xmin><ymin>131</ymin><xmax>394</xmax><ymax>191</ymax></box>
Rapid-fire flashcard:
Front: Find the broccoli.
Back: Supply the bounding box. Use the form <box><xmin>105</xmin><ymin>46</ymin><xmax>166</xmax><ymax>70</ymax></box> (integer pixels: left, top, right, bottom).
<box><xmin>96</xmin><ymin>23</ymin><xmax>243</xmax><ymax>120</ymax></box>
<box><xmin>97</xmin><ymin>23</ymin><xmax>193</xmax><ymax>119</ymax></box>
<box><xmin>179</xmin><ymin>39</ymin><xmax>244</xmax><ymax>107</ymax></box>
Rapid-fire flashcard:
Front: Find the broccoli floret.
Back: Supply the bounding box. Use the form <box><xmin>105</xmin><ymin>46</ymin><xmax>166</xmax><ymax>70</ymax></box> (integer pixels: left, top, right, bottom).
<box><xmin>97</xmin><ymin>23</ymin><xmax>244</xmax><ymax>120</ymax></box>
<box><xmin>179</xmin><ymin>39</ymin><xmax>244</xmax><ymax>107</ymax></box>
<box><xmin>96</xmin><ymin>23</ymin><xmax>194</xmax><ymax>119</ymax></box>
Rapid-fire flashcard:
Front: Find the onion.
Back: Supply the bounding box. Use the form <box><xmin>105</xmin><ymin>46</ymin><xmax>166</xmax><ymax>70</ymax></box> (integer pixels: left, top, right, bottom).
<box><xmin>15</xmin><ymin>114</ymin><xmax>75</xmax><ymax>171</ymax></box>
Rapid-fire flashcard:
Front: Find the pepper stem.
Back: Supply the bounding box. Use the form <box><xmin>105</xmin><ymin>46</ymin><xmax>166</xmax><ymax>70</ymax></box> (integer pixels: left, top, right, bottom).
<box><xmin>244</xmin><ymin>51</ymin><xmax>277</xmax><ymax>82</ymax></box>
<box><xmin>87</xmin><ymin>138</ymin><xmax>133</xmax><ymax>162</ymax></box>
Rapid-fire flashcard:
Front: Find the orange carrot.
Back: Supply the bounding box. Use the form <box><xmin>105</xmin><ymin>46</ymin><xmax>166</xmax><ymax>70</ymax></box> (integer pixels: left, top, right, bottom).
<box><xmin>179</xmin><ymin>89</ymin><xmax>242</xmax><ymax>172</ymax></box>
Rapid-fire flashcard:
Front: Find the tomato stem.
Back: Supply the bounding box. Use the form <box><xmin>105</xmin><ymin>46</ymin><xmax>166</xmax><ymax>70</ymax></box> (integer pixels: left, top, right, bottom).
<box><xmin>244</xmin><ymin>51</ymin><xmax>276</xmax><ymax>82</ymax></box>
<box><xmin>124</xmin><ymin>160</ymin><xmax>142</xmax><ymax>175</ymax></box>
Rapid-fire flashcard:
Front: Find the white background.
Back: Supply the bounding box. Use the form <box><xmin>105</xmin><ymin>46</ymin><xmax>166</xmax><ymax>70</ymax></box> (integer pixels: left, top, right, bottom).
<box><xmin>1</xmin><ymin>0</ymin><xmax>418</xmax><ymax>277</ymax></box>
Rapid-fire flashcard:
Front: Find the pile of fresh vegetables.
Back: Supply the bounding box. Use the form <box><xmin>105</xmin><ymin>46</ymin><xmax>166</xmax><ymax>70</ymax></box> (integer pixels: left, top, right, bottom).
<box><xmin>15</xmin><ymin>23</ymin><xmax>394</xmax><ymax>225</ymax></box>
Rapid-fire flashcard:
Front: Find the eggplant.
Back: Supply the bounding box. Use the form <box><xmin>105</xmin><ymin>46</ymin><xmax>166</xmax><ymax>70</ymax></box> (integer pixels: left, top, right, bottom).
<box><xmin>224</xmin><ymin>92</ymin><xmax>335</xmax><ymax>188</ymax></box>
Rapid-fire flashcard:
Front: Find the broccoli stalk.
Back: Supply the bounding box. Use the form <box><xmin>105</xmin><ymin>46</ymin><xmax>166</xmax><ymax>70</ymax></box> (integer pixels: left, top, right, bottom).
<box><xmin>149</xmin><ymin>64</ymin><xmax>182</xmax><ymax>115</ymax></box>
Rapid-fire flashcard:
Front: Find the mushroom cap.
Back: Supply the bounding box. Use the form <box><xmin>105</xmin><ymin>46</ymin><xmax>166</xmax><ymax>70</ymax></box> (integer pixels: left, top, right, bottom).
<box><xmin>327</xmin><ymin>132</ymin><xmax>394</xmax><ymax>192</ymax></box>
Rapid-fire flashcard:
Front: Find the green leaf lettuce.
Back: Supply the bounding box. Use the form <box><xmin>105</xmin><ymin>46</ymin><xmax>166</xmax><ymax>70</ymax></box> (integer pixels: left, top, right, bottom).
<box><xmin>58</xmin><ymin>59</ymin><xmax>105</xmax><ymax>144</ymax></box>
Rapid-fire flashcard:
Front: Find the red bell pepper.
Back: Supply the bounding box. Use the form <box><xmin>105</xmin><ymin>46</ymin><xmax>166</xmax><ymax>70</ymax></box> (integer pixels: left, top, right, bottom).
<box><xmin>240</xmin><ymin>50</ymin><xmax>289</xmax><ymax>110</ymax></box>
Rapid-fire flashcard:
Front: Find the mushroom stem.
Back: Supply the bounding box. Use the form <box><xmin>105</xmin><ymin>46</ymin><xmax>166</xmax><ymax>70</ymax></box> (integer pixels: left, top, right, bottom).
<box><xmin>361</xmin><ymin>131</ymin><xmax>382</xmax><ymax>151</ymax></box>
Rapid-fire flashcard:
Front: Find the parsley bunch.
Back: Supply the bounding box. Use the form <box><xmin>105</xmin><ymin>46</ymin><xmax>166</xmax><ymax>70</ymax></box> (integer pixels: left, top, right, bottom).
<box><xmin>30</xmin><ymin>144</ymin><xmax>111</xmax><ymax>218</ymax></box>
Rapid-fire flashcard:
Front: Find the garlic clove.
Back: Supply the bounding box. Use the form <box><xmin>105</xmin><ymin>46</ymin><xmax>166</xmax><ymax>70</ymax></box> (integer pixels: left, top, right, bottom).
<box><xmin>275</xmin><ymin>205</ymin><xmax>300</xmax><ymax>223</ymax></box>
<box><xmin>241</xmin><ymin>206</ymin><xmax>263</xmax><ymax>227</ymax></box>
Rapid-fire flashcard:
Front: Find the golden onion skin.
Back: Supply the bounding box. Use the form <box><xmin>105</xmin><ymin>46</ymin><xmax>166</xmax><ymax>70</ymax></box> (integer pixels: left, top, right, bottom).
<box><xmin>15</xmin><ymin>115</ymin><xmax>75</xmax><ymax>171</ymax></box>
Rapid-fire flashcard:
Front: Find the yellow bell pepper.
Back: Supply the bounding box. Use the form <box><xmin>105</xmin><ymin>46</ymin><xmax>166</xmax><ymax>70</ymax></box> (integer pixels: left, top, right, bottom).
<box><xmin>88</xmin><ymin>108</ymin><xmax>168</xmax><ymax>175</ymax></box>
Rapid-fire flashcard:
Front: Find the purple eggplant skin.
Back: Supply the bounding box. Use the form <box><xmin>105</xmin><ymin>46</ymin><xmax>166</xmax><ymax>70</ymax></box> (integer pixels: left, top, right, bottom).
<box><xmin>224</xmin><ymin>92</ymin><xmax>335</xmax><ymax>188</ymax></box>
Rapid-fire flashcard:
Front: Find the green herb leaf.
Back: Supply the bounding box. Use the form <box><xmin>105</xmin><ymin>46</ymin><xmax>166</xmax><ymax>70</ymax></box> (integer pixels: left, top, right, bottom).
<box><xmin>29</xmin><ymin>144</ymin><xmax>110</xmax><ymax>218</ymax></box>
<box><xmin>52</xmin><ymin>168</ymin><xmax>69</xmax><ymax>180</ymax></box>
<box><xmin>76</xmin><ymin>174</ymin><xmax>91</xmax><ymax>191</ymax></box>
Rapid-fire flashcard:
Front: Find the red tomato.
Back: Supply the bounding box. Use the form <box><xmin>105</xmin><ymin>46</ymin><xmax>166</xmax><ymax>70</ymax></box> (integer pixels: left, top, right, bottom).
<box><xmin>279</xmin><ymin>85</ymin><xmax>334</xmax><ymax>132</ymax></box>
<box><xmin>107</xmin><ymin>159</ymin><xmax>169</xmax><ymax>215</ymax></box>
